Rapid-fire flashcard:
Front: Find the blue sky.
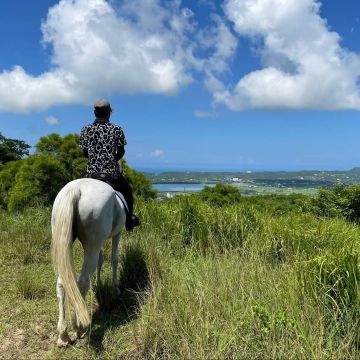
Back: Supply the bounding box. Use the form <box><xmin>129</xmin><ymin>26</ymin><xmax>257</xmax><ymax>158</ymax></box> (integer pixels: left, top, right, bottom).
<box><xmin>0</xmin><ymin>0</ymin><xmax>360</xmax><ymax>171</ymax></box>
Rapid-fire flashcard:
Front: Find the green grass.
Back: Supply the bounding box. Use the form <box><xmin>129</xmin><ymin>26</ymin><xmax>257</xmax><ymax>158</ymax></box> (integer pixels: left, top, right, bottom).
<box><xmin>1</xmin><ymin>197</ymin><xmax>360</xmax><ymax>359</ymax></box>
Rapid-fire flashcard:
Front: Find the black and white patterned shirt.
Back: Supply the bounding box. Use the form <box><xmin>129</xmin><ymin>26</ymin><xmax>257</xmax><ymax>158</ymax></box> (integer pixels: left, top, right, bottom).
<box><xmin>79</xmin><ymin>120</ymin><xmax>127</xmax><ymax>178</ymax></box>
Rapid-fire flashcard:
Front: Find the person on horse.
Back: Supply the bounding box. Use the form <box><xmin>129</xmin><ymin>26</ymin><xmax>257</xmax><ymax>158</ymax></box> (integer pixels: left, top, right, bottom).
<box><xmin>79</xmin><ymin>99</ymin><xmax>140</xmax><ymax>231</ymax></box>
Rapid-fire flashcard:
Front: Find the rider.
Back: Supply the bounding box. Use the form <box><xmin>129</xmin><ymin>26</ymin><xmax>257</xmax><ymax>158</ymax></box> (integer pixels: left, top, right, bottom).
<box><xmin>79</xmin><ymin>99</ymin><xmax>140</xmax><ymax>231</ymax></box>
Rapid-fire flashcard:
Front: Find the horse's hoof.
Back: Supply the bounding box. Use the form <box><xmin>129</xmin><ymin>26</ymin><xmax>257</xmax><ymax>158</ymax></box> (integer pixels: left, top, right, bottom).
<box><xmin>57</xmin><ymin>337</ymin><xmax>70</xmax><ymax>347</ymax></box>
<box><xmin>77</xmin><ymin>326</ymin><xmax>89</xmax><ymax>339</ymax></box>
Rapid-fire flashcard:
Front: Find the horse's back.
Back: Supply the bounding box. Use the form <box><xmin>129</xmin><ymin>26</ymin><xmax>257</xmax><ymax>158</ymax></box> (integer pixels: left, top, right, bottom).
<box><xmin>52</xmin><ymin>178</ymin><xmax>125</xmax><ymax>247</ymax></box>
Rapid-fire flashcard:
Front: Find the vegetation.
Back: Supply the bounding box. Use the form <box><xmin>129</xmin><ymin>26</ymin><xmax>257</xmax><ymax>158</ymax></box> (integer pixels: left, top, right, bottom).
<box><xmin>1</xmin><ymin>133</ymin><xmax>360</xmax><ymax>358</ymax></box>
<box><xmin>0</xmin><ymin>133</ymin><xmax>156</xmax><ymax>210</ymax></box>
<box><xmin>199</xmin><ymin>183</ymin><xmax>241</xmax><ymax>206</ymax></box>
<box><xmin>310</xmin><ymin>183</ymin><xmax>360</xmax><ymax>223</ymax></box>
<box><xmin>0</xmin><ymin>132</ymin><xmax>30</xmax><ymax>164</ymax></box>
<box><xmin>1</xmin><ymin>192</ymin><xmax>360</xmax><ymax>358</ymax></box>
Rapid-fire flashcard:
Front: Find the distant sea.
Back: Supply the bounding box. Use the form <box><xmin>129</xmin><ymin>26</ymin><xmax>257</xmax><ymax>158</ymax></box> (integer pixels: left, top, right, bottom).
<box><xmin>135</xmin><ymin>166</ymin><xmax>357</xmax><ymax>173</ymax></box>
<box><xmin>153</xmin><ymin>183</ymin><xmax>213</xmax><ymax>192</ymax></box>
<box><xmin>136</xmin><ymin>167</ymin><xmax>254</xmax><ymax>174</ymax></box>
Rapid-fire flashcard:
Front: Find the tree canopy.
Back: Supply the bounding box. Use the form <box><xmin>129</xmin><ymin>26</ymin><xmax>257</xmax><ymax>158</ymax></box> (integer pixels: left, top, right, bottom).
<box><xmin>0</xmin><ymin>133</ymin><xmax>30</xmax><ymax>164</ymax></box>
<box><xmin>36</xmin><ymin>133</ymin><xmax>87</xmax><ymax>179</ymax></box>
<box><xmin>0</xmin><ymin>133</ymin><xmax>157</xmax><ymax>211</ymax></box>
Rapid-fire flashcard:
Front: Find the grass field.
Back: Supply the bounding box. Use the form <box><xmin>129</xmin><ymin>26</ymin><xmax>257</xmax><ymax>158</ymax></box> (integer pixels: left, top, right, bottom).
<box><xmin>1</xmin><ymin>196</ymin><xmax>360</xmax><ymax>359</ymax></box>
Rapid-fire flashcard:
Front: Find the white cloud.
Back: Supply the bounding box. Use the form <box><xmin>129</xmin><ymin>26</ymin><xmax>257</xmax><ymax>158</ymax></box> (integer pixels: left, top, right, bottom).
<box><xmin>197</xmin><ymin>15</ymin><xmax>237</xmax><ymax>74</ymax></box>
<box><xmin>209</xmin><ymin>0</ymin><xmax>360</xmax><ymax>110</ymax></box>
<box><xmin>194</xmin><ymin>110</ymin><xmax>217</xmax><ymax>118</ymax></box>
<box><xmin>0</xmin><ymin>66</ymin><xmax>75</xmax><ymax>113</ymax></box>
<box><xmin>2</xmin><ymin>0</ymin><xmax>357</xmax><ymax>113</ymax></box>
<box><xmin>0</xmin><ymin>0</ymin><xmax>198</xmax><ymax>113</ymax></box>
<box><xmin>150</xmin><ymin>149</ymin><xmax>165</xmax><ymax>158</ymax></box>
<box><xmin>182</xmin><ymin>8</ymin><xmax>194</xmax><ymax>18</ymax></box>
<box><xmin>45</xmin><ymin>115</ymin><xmax>60</xmax><ymax>125</ymax></box>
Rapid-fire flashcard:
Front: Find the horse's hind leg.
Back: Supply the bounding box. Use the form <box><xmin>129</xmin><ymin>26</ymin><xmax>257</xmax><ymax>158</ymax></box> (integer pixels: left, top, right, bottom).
<box><xmin>56</xmin><ymin>277</ymin><xmax>71</xmax><ymax>347</ymax></box>
<box><xmin>96</xmin><ymin>250</ymin><xmax>104</xmax><ymax>286</ymax></box>
<box><xmin>74</xmin><ymin>249</ymin><xmax>99</xmax><ymax>338</ymax></box>
<box><xmin>111</xmin><ymin>233</ymin><xmax>121</xmax><ymax>292</ymax></box>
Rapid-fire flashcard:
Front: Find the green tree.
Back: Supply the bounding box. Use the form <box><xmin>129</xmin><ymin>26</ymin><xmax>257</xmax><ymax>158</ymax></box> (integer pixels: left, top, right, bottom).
<box><xmin>199</xmin><ymin>183</ymin><xmax>241</xmax><ymax>206</ymax></box>
<box><xmin>8</xmin><ymin>154</ymin><xmax>68</xmax><ymax>211</ymax></box>
<box><xmin>36</xmin><ymin>133</ymin><xmax>87</xmax><ymax>179</ymax></box>
<box><xmin>0</xmin><ymin>132</ymin><xmax>156</xmax><ymax>210</ymax></box>
<box><xmin>0</xmin><ymin>133</ymin><xmax>30</xmax><ymax>164</ymax></box>
<box><xmin>0</xmin><ymin>160</ymin><xmax>24</xmax><ymax>208</ymax></box>
<box><xmin>35</xmin><ymin>133</ymin><xmax>63</xmax><ymax>155</ymax></box>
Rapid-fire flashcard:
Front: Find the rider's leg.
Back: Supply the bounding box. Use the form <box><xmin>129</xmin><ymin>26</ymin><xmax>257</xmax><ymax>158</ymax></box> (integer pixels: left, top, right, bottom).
<box><xmin>112</xmin><ymin>176</ymin><xmax>140</xmax><ymax>230</ymax></box>
<box><xmin>113</xmin><ymin>175</ymin><xmax>134</xmax><ymax>214</ymax></box>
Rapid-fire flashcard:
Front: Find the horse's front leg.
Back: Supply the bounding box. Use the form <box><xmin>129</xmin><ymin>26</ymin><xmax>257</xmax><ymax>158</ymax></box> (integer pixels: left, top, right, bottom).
<box><xmin>111</xmin><ymin>233</ymin><xmax>121</xmax><ymax>292</ymax></box>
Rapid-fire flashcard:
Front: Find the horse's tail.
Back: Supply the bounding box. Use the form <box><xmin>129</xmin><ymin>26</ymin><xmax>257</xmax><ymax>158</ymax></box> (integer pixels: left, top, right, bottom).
<box><xmin>51</xmin><ymin>186</ymin><xmax>91</xmax><ymax>328</ymax></box>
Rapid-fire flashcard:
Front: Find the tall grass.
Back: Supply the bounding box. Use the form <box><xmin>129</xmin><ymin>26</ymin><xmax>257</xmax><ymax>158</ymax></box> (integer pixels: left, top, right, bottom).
<box><xmin>0</xmin><ymin>207</ymin><xmax>51</xmax><ymax>265</ymax></box>
<box><xmin>1</xmin><ymin>196</ymin><xmax>360</xmax><ymax>359</ymax></box>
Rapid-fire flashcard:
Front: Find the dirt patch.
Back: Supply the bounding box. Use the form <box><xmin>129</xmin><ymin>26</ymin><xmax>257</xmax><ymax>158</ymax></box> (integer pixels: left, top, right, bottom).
<box><xmin>0</xmin><ymin>325</ymin><xmax>55</xmax><ymax>360</ymax></box>
<box><xmin>0</xmin><ymin>328</ymin><xmax>26</xmax><ymax>360</ymax></box>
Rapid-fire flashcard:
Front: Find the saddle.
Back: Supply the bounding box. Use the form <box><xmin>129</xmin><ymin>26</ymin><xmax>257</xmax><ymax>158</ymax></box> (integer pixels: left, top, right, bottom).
<box><xmin>86</xmin><ymin>172</ymin><xmax>114</xmax><ymax>187</ymax></box>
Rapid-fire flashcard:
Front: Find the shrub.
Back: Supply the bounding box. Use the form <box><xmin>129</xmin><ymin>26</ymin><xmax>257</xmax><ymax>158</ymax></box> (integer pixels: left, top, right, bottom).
<box><xmin>311</xmin><ymin>183</ymin><xmax>360</xmax><ymax>223</ymax></box>
<box><xmin>199</xmin><ymin>183</ymin><xmax>241</xmax><ymax>206</ymax></box>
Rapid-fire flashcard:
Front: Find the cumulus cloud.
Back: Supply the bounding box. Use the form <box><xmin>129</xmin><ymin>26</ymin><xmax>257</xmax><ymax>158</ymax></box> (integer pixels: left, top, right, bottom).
<box><xmin>0</xmin><ymin>66</ymin><xmax>75</xmax><ymax>113</ymax></box>
<box><xmin>0</xmin><ymin>0</ymin><xmax>199</xmax><ymax>113</ymax></box>
<box><xmin>209</xmin><ymin>0</ymin><xmax>360</xmax><ymax>110</ymax></box>
<box><xmin>0</xmin><ymin>0</ymin><xmax>238</xmax><ymax>113</ymax></box>
<box><xmin>45</xmin><ymin>115</ymin><xmax>60</xmax><ymax>125</ymax></box>
<box><xmin>150</xmin><ymin>149</ymin><xmax>165</xmax><ymax>158</ymax></box>
<box><xmin>1</xmin><ymin>0</ymin><xmax>357</xmax><ymax>113</ymax></box>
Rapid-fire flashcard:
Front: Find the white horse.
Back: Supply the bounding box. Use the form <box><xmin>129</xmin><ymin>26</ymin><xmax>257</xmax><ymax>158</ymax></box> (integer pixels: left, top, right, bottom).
<box><xmin>51</xmin><ymin>178</ymin><xmax>126</xmax><ymax>347</ymax></box>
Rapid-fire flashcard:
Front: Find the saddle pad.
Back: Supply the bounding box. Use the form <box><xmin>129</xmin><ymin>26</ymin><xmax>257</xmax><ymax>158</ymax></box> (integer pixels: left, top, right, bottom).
<box><xmin>115</xmin><ymin>191</ymin><xmax>129</xmax><ymax>213</ymax></box>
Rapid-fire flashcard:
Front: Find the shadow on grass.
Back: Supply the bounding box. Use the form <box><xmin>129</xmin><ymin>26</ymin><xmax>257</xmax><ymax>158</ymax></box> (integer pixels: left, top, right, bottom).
<box><xmin>89</xmin><ymin>246</ymin><xmax>151</xmax><ymax>353</ymax></box>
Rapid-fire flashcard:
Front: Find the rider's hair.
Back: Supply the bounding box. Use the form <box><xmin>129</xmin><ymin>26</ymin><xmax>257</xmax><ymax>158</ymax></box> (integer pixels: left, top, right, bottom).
<box><xmin>94</xmin><ymin>106</ymin><xmax>112</xmax><ymax>119</ymax></box>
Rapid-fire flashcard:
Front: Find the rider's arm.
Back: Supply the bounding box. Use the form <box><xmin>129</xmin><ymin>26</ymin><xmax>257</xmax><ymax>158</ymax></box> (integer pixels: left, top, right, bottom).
<box><xmin>83</xmin><ymin>148</ymin><xmax>89</xmax><ymax>158</ymax></box>
<box><xmin>115</xmin><ymin>145</ymin><xmax>125</xmax><ymax>160</ymax></box>
<box><xmin>114</xmin><ymin>126</ymin><xmax>126</xmax><ymax>160</ymax></box>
